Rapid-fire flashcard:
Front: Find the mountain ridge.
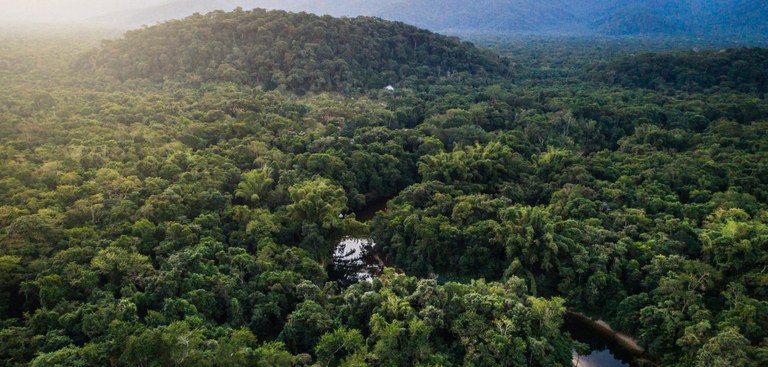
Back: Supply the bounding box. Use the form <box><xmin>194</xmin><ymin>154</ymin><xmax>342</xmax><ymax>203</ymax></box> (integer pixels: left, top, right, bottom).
<box><xmin>88</xmin><ymin>0</ymin><xmax>768</xmax><ymax>38</ymax></box>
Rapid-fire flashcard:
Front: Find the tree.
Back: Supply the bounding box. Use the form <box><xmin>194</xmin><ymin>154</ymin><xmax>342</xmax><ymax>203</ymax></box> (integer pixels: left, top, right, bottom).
<box><xmin>253</xmin><ymin>341</ymin><xmax>293</xmax><ymax>367</ymax></box>
<box><xmin>281</xmin><ymin>300</ymin><xmax>335</xmax><ymax>354</ymax></box>
<box><xmin>121</xmin><ymin>321</ymin><xmax>209</xmax><ymax>367</ymax></box>
<box><xmin>314</xmin><ymin>328</ymin><xmax>366</xmax><ymax>367</ymax></box>
<box><xmin>287</xmin><ymin>178</ymin><xmax>364</xmax><ymax>263</ymax></box>
<box><xmin>287</xmin><ymin>178</ymin><xmax>347</xmax><ymax>227</ymax></box>
<box><xmin>235</xmin><ymin>166</ymin><xmax>274</xmax><ymax>205</ymax></box>
<box><xmin>213</xmin><ymin>328</ymin><xmax>258</xmax><ymax>367</ymax></box>
<box><xmin>502</xmin><ymin>206</ymin><xmax>574</xmax><ymax>294</ymax></box>
<box><xmin>29</xmin><ymin>346</ymin><xmax>90</xmax><ymax>367</ymax></box>
<box><xmin>695</xmin><ymin>327</ymin><xmax>751</xmax><ymax>367</ymax></box>
<box><xmin>91</xmin><ymin>246</ymin><xmax>155</xmax><ymax>292</ymax></box>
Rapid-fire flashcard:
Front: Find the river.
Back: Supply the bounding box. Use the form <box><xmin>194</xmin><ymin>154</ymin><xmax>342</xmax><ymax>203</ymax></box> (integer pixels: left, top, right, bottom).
<box><xmin>567</xmin><ymin>313</ymin><xmax>635</xmax><ymax>367</ymax></box>
<box><xmin>328</xmin><ymin>198</ymin><xmax>390</xmax><ymax>287</ymax></box>
<box><xmin>331</xmin><ymin>200</ymin><xmax>649</xmax><ymax>367</ymax></box>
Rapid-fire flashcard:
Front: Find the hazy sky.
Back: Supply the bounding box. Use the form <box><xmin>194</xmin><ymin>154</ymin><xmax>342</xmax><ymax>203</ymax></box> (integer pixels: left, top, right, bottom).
<box><xmin>0</xmin><ymin>0</ymin><xmax>170</xmax><ymax>22</ymax></box>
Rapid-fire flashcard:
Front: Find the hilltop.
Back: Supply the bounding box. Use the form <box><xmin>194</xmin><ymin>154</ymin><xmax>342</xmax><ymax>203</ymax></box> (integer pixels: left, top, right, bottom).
<box><xmin>79</xmin><ymin>8</ymin><xmax>509</xmax><ymax>94</ymax></box>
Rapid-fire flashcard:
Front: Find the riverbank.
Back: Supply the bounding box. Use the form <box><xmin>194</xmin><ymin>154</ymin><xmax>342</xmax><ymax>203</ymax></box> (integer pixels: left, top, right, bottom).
<box><xmin>348</xmin><ymin>198</ymin><xmax>653</xmax><ymax>366</ymax></box>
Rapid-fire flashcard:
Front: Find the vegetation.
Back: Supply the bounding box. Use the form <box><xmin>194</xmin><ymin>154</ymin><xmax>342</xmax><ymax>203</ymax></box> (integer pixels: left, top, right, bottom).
<box><xmin>79</xmin><ymin>8</ymin><xmax>508</xmax><ymax>94</ymax></box>
<box><xmin>2</xmin><ymin>9</ymin><xmax>768</xmax><ymax>367</ymax></box>
<box><xmin>589</xmin><ymin>48</ymin><xmax>768</xmax><ymax>94</ymax></box>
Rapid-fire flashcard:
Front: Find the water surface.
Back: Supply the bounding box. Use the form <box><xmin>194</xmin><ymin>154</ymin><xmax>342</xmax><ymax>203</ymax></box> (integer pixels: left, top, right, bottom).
<box><xmin>330</xmin><ymin>237</ymin><xmax>381</xmax><ymax>288</ymax></box>
<box><xmin>573</xmin><ymin>349</ymin><xmax>629</xmax><ymax>367</ymax></box>
<box><xmin>566</xmin><ymin>314</ymin><xmax>636</xmax><ymax>367</ymax></box>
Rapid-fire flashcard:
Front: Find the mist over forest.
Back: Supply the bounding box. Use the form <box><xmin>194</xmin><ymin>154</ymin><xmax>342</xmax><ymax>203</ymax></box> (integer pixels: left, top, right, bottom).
<box><xmin>5</xmin><ymin>0</ymin><xmax>768</xmax><ymax>39</ymax></box>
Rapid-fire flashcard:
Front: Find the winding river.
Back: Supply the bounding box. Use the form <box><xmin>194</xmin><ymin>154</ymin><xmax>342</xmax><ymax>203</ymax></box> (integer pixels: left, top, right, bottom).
<box><xmin>331</xmin><ymin>200</ymin><xmax>651</xmax><ymax>367</ymax></box>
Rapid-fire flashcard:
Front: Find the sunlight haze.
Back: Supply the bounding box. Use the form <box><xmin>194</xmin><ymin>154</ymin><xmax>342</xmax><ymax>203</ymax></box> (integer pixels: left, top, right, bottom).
<box><xmin>0</xmin><ymin>0</ymin><xmax>168</xmax><ymax>23</ymax></box>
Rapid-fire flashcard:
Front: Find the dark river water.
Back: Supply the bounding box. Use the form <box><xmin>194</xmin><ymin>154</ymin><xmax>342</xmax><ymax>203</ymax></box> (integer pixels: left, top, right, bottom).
<box><xmin>565</xmin><ymin>314</ymin><xmax>636</xmax><ymax>367</ymax></box>
<box><xmin>572</xmin><ymin>349</ymin><xmax>629</xmax><ymax>367</ymax></box>
<box><xmin>329</xmin><ymin>237</ymin><xmax>382</xmax><ymax>288</ymax></box>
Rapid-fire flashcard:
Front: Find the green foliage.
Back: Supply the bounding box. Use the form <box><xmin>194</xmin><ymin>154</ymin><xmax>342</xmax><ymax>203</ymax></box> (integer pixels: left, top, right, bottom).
<box><xmin>418</xmin><ymin>142</ymin><xmax>528</xmax><ymax>194</ymax></box>
<box><xmin>592</xmin><ymin>48</ymin><xmax>768</xmax><ymax>95</ymax></box>
<box><xmin>30</xmin><ymin>345</ymin><xmax>91</xmax><ymax>367</ymax></box>
<box><xmin>315</xmin><ymin>328</ymin><xmax>366</xmax><ymax>367</ymax></box>
<box><xmin>281</xmin><ymin>300</ymin><xmax>334</xmax><ymax>353</ymax></box>
<box><xmin>79</xmin><ymin>9</ymin><xmax>509</xmax><ymax>94</ymax></box>
<box><xmin>695</xmin><ymin>327</ymin><xmax>751</xmax><ymax>367</ymax></box>
<box><xmin>2</xmin><ymin>12</ymin><xmax>768</xmax><ymax>367</ymax></box>
<box><xmin>235</xmin><ymin>166</ymin><xmax>274</xmax><ymax>205</ymax></box>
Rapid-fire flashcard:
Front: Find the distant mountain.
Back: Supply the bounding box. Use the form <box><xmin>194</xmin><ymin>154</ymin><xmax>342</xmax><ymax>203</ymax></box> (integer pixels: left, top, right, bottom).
<box><xmin>373</xmin><ymin>0</ymin><xmax>586</xmax><ymax>34</ymax></box>
<box><xmin>88</xmin><ymin>0</ymin><xmax>768</xmax><ymax>38</ymax></box>
<box><xmin>590</xmin><ymin>0</ymin><xmax>768</xmax><ymax>37</ymax></box>
<box><xmin>590</xmin><ymin>1</ymin><xmax>692</xmax><ymax>35</ymax></box>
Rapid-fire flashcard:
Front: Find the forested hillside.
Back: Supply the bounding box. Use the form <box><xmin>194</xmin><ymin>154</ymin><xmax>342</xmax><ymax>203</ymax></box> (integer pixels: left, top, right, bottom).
<box><xmin>2</xmin><ymin>10</ymin><xmax>768</xmax><ymax>367</ymax></box>
<box><xmin>79</xmin><ymin>9</ymin><xmax>508</xmax><ymax>94</ymax></box>
<box><xmin>589</xmin><ymin>48</ymin><xmax>768</xmax><ymax>95</ymax></box>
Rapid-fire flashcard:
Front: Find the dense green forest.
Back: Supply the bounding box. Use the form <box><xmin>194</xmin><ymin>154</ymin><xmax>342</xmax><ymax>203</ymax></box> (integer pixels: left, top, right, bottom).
<box><xmin>1</xmin><ymin>9</ymin><xmax>768</xmax><ymax>367</ymax></box>
<box><xmin>79</xmin><ymin>9</ymin><xmax>508</xmax><ymax>94</ymax></box>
